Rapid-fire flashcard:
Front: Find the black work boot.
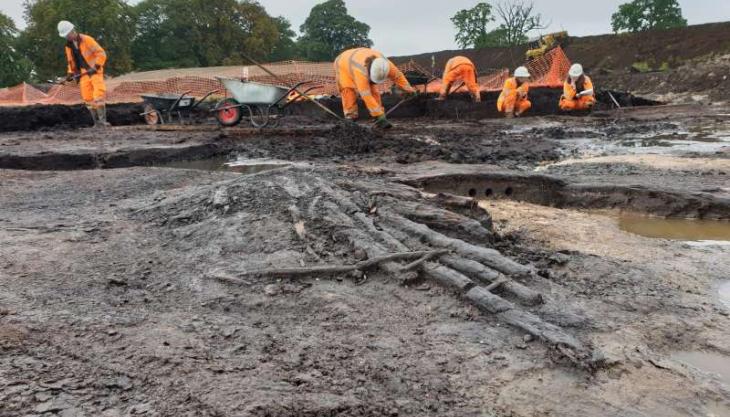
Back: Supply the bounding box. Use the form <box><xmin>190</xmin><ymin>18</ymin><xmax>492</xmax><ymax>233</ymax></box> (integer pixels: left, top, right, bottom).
<box><xmin>86</xmin><ymin>105</ymin><xmax>98</xmax><ymax>128</ymax></box>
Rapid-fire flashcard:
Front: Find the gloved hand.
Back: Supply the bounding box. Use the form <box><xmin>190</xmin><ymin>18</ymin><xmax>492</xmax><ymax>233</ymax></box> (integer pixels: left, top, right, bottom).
<box><xmin>86</xmin><ymin>67</ymin><xmax>97</xmax><ymax>76</ymax></box>
<box><xmin>403</xmin><ymin>89</ymin><xmax>419</xmax><ymax>99</ymax></box>
<box><xmin>374</xmin><ymin>115</ymin><xmax>393</xmax><ymax>129</ymax></box>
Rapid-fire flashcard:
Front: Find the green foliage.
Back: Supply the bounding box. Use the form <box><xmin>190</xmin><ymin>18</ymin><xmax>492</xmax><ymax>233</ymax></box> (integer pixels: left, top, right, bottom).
<box><xmin>631</xmin><ymin>61</ymin><xmax>652</xmax><ymax>73</ymax></box>
<box><xmin>452</xmin><ymin>2</ymin><xmax>495</xmax><ymax>49</ymax></box>
<box><xmin>17</xmin><ymin>0</ymin><xmax>135</xmax><ymax>80</ymax></box>
<box><xmin>268</xmin><ymin>16</ymin><xmax>299</xmax><ymax>62</ymax></box>
<box><xmin>452</xmin><ymin>1</ymin><xmax>544</xmax><ymax>49</ymax></box>
<box><xmin>0</xmin><ymin>12</ymin><xmax>33</xmax><ymax>87</ymax></box>
<box><xmin>612</xmin><ymin>0</ymin><xmax>687</xmax><ymax>33</ymax></box>
<box><xmin>132</xmin><ymin>0</ymin><xmax>280</xmax><ymax>71</ymax></box>
<box><xmin>298</xmin><ymin>0</ymin><xmax>372</xmax><ymax>61</ymax></box>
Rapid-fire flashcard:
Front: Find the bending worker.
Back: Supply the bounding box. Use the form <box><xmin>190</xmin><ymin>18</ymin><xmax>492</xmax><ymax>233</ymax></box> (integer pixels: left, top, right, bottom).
<box><xmin>560</xmin><ymin>63</ymin><xmax>596</xmax><ymax>111</ymax></box>
<box><xmin>497</xmin><ymin>66</ymin><xmax>531</xmax><ymax>118</ymax></box>
<box><xmin>57</xmin><ymin>20</ymin><xmax>109</xmax><ymax>128</ymax></box>
<box><xmin>437</xmin><ymin>56</ymin><xmax>481</xmax><ymax>102</ymax></box>
<box><xmin>334</xmin><ymin>47</ymin><xmax>416</xmax><ymax>129</ymax></box>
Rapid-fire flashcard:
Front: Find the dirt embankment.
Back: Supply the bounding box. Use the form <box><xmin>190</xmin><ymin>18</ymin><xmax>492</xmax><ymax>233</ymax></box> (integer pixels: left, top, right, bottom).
<box><xmin>393</xmin><ymin>22</ymin><xmax>730</xmax><ymax>75</ymax></box>
<box><xmin>393</xmin><ymin>22</ymin><xmax>730</xmax><ymax>102</ymax></box>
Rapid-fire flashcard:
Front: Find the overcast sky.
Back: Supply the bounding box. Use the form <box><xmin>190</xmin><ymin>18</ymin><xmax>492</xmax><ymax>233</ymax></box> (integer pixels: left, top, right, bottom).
<box><xmin>2</xmin><ymin>0</ymin><xmax>729</xmax><ymax>56</ymax></box>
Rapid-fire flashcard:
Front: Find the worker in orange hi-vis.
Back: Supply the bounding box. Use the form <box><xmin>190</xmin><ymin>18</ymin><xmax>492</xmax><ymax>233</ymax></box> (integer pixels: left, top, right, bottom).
<box><xmin>58</xmin><ymin>20</ymin><xmax>109</xmax><ymax>128</ymax></box>
<box><xmin>497</xmin><ymin>66</ymin><xmax>532</xmax><ymax>118</ymax></box>
<box><xmin>560</xmin><ymin>63</ymin><xmax>596</xmax><ymax>111</ymax></box>
<box><xmin>437</xmin><ymin>56</ymin><xmax>481</xmax><ymax>102</ymax></box>
<box><xmin>334</xmin><ymin>47</ymin><xmax>417</xmax><ymax>129</ymax></box>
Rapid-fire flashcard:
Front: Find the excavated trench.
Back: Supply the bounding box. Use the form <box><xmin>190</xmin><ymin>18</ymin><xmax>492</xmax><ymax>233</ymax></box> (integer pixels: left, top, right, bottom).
<box><xmin>0</xmin><ymin>89</ymin><xmax>658</xmax><ymax>132</ymax></box>
<box><xmin>409</xmin><ymin>171</ymin><xmax>730</xmax><ymax>220</ymax></box>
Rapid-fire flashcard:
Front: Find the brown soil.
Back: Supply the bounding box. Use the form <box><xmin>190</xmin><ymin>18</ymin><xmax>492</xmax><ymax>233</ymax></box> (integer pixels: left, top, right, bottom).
<box><xmin>394</xmin><ymin>22</ymin><xmax>730</xmax><ymax>76</ymax></box>
<box><xmin>394</xmin><ymin>22</ymin><xmax>730</xmax><ymax>103</ymax></box>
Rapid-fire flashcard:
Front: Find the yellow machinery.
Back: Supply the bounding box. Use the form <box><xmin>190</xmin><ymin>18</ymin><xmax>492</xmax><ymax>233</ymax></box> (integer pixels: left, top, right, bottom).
<box><xmin>526</xmin><ymin>31</ymin><xmax>569</xmax><ymax>60</ymax></box>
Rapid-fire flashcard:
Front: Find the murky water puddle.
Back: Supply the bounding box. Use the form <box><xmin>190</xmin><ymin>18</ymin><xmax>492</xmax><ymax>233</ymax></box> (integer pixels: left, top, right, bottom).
<box><xmin>617</xmin><ymin>213</ymin><xmax>730</xmax><ymax>241</ymax></box>
<box><xmin>158</xmin><ymin>157</ymin><xmax>291</xmax><ymax>174</ymax></box>
<box><xmin>672</xmin><ymin>351</ymin><xmax>730</xmax><ymax>387</ymax></box>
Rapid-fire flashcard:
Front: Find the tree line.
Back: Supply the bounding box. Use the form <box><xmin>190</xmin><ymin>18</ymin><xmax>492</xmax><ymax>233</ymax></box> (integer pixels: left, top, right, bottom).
<box><xmin>0</xmin><ymin>0</ymin><xmax>688</xmax><ymax>88</ymax></box>
<box><xmin>0</xmin><ymin>0</ymin><xmax>372</xmax><ymax>86</ymax></box>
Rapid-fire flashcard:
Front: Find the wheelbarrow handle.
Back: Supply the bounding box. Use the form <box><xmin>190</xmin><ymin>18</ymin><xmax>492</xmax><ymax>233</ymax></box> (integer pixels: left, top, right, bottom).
<box><xmin>169</xmin><ymin>90</ymin><xmax>193</xmax><ymax>114</ymax></box>
<box><xmin>191</xmin><ymin>89</ymin><xmax>223</xmax><ymax>110</ymax></box>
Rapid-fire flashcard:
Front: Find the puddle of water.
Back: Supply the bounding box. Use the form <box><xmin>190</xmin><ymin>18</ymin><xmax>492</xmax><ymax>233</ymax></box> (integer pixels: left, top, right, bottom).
<box><xmin>673</xmin><ymin>351</ymin><xmax>730</xmax><ymax>387</ymax></box>
<box><xmin>158</xmin><ymin>156</ymin><xmax>231</xmax><ymax>171</ymax></box>
<box><xmin>158</xmin><ymin>157</ymin><xmax>291</xmax><ymax>175</ymax></box>
<box><xmin>720</xmin><ymin>281</ymin><xmax>730</xmax><ymax>310</ymax></box>
<box><xmin>617</xmin><ymin>214</ymin><xmax>730</xmax><ymax>241</ymax></box>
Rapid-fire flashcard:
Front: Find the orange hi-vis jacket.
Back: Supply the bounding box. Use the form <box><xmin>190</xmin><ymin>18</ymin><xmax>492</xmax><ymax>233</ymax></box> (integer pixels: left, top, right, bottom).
<box><xmin>563</xmin><ymin>75</ymin><xmax>594</xmax><ymax>100</ymax></box>
<box><xmin>441</xmin><ymin>56</ymin><xmax>479</xmax><ymax>97</ymax></box>
<box><xmin>560</xmin><ymin>75</ymin><xmax>596</xmax><ymax>111</ymax></box>
<box><xmin>497</xmin><ymin>77</ymin><xmax>530</xmax><ymax>113</ymax></box>
<box><xmin>65</xmin><ymin>34</ymin><xmax>107</xmax><ymax>76</ymax></box>
<box><xmin>335</xmin><ymin>47</ymin><xmax>414</xmax><ymax>117</ymax></box>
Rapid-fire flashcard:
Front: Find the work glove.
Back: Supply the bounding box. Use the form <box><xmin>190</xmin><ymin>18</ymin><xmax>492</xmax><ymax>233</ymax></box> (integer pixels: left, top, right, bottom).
<box><xmin>374</xmin><ymin>115</ymin><xmax>393</xmax><ymax>129</ymax></box>
<box><xmin>403</xmin><ymin>89</ymin><xmax>419</xmax><ymax>99</ymax></box>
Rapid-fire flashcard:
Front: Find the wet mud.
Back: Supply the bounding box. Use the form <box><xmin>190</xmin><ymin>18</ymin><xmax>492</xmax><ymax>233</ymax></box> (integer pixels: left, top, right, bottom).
<box><xmin>1</xmin><ymin>101</ymin><xmax>730</xmax><ymax>416</ymax></box>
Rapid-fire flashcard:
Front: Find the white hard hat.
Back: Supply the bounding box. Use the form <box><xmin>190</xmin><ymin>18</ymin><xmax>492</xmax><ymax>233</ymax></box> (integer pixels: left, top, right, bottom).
<box><xmin>569</xmin><ymin>63</ymin><xmax>584</xmax><ymax>78</ymax></box>
<box><xmin>370</xmin><ymin>57</ymin><xmax>390</xmax><ymax>84</ymax></box>
<box><xmin>58</xmin><ymin>20</ymin><xmax>75</xmax><ymax>38</ymax></box>
<box><xmin>514</xmin><ymin>66</ymin><xmax>530</xmax><ymax>78</ymax></box>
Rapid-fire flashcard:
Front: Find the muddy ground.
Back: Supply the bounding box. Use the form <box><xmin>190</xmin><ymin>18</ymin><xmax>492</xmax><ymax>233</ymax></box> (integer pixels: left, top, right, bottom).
<box><xmin>1</xmin><ymin>102</ymin><xmax>729</xmax><ymax>417</ymax></box>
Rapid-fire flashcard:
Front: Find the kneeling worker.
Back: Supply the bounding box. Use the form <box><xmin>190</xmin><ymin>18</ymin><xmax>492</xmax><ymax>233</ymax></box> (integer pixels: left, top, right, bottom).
<box><xmin>58</xmin><ymin>20</ymin><xmax>109</xmax><ymax>128</ymax></box>
<box><xmin>497</xmin><ymin>66</ymin><xmax>531</xmax><ymax>118</ymax></box>
<box><xmin>437</xmin><ymin>56</ymin><xmax>481</xmax><ymax>102</ymax></box>
<box><xmin>334</xmin><ymin>47</ymin><xmax>416</xmax><ymax>129</ymax></box>
<box><xmin>560</xmin><ymin>64</ymin><xmax>596</xmax><ymax>111</ymax></box>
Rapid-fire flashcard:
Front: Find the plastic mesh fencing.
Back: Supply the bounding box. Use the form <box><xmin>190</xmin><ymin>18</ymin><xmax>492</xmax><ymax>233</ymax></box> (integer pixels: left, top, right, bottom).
<box><xmin>526</xmin><ymin>46</ymin><xmax>572</xmax><ymax>88</ymax></box>
<box><xmin>0</xmin><ymin>47</ymin><xmax>571</xmax><ymax>106</ymax></box>
<box><xmin>0</xmin><ymin>83</ymin><xmax>50</xmax><ymax>105</ymax></box>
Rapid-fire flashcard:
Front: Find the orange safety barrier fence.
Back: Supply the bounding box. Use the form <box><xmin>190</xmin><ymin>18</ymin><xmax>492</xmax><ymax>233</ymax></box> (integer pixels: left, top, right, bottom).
<box><xmin>0</xmin><ymin>47</ymin><xmax>571</xmax><ymax>106</ymax></box>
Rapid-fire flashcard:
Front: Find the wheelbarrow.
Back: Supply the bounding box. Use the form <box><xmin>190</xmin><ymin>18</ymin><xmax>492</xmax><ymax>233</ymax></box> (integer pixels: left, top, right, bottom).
<box><xmin>140</xmin><ymin>89</ymin><xmax>220</xmax><ymax>125</ymax></box>
<box><xmin>213</xmin><ymin>78</ymin><xmax>321</xmax><ymax>128</ymax></box>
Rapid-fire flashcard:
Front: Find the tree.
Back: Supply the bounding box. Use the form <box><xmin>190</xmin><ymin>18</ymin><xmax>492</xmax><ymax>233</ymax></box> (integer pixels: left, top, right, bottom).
<box><xmin>17</xmin><ymin>0</ymin><xmax>135</xmax><ymax>81</ymax></box>
<box><xmin>0</xmin><ymin>12</ymin><xmax>32</xmax><ymax>87</ymax></box>
<box><xmin>494</xmin><ymin>1</ymin><xmax>547</xmax><ymax>46</ymax></box>
<box><xmin>268</xmin><ymin>16</ymin><xmax>299</xmax><ymax>62</ymax></box>
<box><xmin>298</xmin><ymin>0</ymin><xmax>372</xmax><ymax>62</ymax></box>
<box><xmin>451</xmin><ymin>3</ymin><xmax>495</xmax><ymax>49</ymax></box>
<box><xmin>132</xmin><ymin>0</ymin><xmax>279</xmax><ymax>71</ymax></box>
<box><xmin>452</xmin><ymin>1</ymin><xmax>545</xmax><ymax>49</ymax></box>
<box><xmin>611</xmin><ymin>0</ymin><xmax>687</xmax><ymax>33</ymax></box>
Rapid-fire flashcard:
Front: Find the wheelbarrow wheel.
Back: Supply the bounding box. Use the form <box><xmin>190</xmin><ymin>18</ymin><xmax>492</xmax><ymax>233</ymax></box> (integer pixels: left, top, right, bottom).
<box><xmin>248</xmin><ymin>105</ymin><xmax>269</xmax><ymax>128</ymax></box>
<box><xmin>143</xmin><ymin>103</ymin><xmax>160</xmax><ymax>125</ymax></box>
<box><xmin>216</xmin><ymin>98</ymin><xmax>243</xmax><ymax>127</ymax></box>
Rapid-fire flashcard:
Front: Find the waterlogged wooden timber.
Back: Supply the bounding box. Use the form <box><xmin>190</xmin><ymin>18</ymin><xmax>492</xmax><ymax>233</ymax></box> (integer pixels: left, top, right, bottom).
<box><xmin>379</xmin><ymin>210</ymin><xmax>533</xmax><ymax>278</ymax></box>
<box><xmin>466</xmin><ymin>287</ymin><xmax>584</xmax><ymax>351</ymax></box>
<box><xmin>231</xmin><ymin>250</ymin><xmax>447</xmax><ymax>278</ymax></box>
<box><xmin>440</xmin><ymin>255</ymin><xmax>543</xmax><ymax>305</ymax></box>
